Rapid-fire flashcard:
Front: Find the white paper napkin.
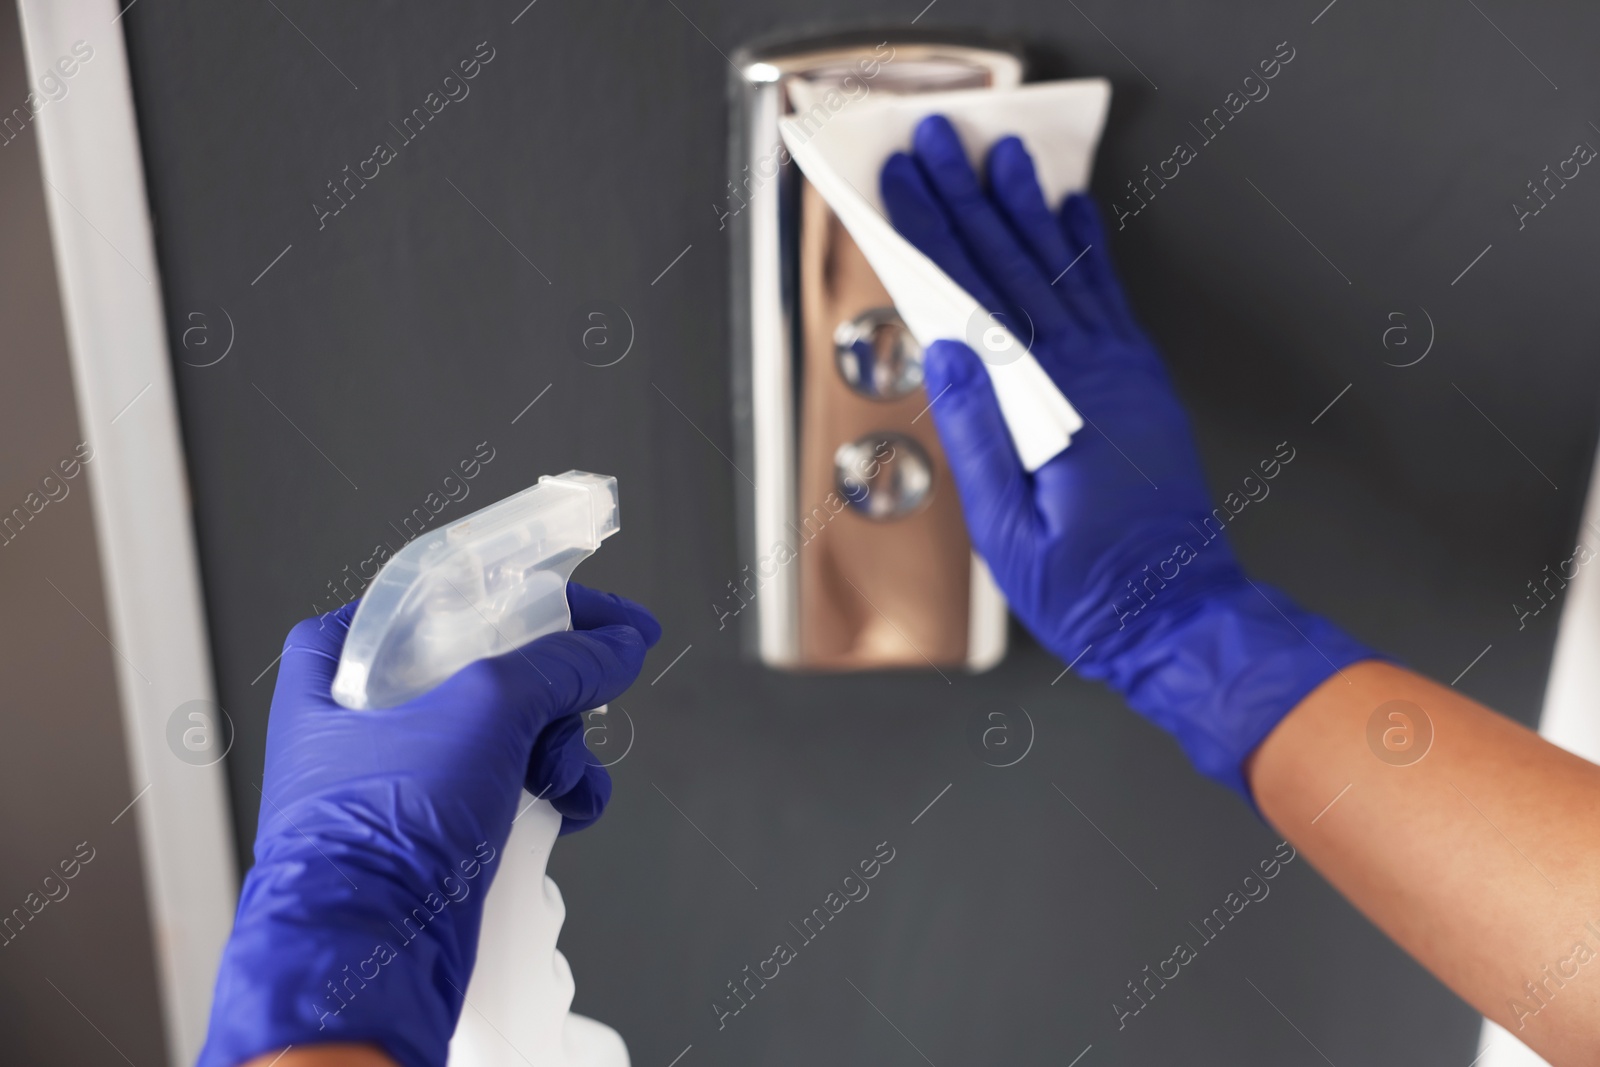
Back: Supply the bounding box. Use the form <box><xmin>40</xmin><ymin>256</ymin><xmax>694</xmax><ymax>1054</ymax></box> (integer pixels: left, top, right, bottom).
<box><xmin>780</xmin><ymin>78</ymin><xmax>1112</xmax><ymax>470</ymax></box>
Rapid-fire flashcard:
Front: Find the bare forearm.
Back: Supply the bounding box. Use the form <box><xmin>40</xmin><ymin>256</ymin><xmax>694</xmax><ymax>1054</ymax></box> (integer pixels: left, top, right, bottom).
<box><xmin>1249</xmin><ymin>660</ymin><xmax>1600</xmax><ymax>1064</ymax></box>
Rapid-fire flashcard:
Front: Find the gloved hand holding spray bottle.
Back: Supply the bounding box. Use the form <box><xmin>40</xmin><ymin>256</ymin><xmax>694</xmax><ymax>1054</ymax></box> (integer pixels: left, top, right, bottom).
<box><xmin>199</xmin><ymin>472</ymin><xmax>659</xmax><ymax>1067</ymax></box>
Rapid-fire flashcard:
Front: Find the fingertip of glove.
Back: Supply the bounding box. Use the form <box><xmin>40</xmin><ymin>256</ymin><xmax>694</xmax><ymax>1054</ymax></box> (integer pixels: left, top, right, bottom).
<box><xmin>452</xmin><ymin>623</ymin><xmax>648</xmax><ymax>708</ymax></box>
<box><xmin>880</xmin><ymin>152</ymin><xmax>933</xmax><ymax>216</ymax></box>
<box><xmin>914</xmin><ymin>116</ymin><xmax>984</xmax><ymax>193</ymax></box>
<box><xmin>283</xmin><ymin>599</ymin><xmax>360</xmax><ymax>656</ymax></box>
<box><xmin>912</xmin><ymin>113</ymin><xmax>960</xmax><ymax>157</ymax></box>
<box><xmin>532</xmin><ymin>623</ymin><xmax>649</xmax><ymax>676</ymax></box>
<box><xmin>568</xmin><ymin>582</ymin><xmax>663</xmax><ymax>648</ymax></box>
<box><xmin>924</xmin><ymin>339</ymin><xmax>981</xmax><ymax>390</ymax></box>
<box><xmin>573</xmin><ymin>623</ymin><xmax>652</xmax><ymax>681</ymax></box>
<box><xmin>630</xmin><ymin>606</ymin><xmax>663</xmax><ymax>649</ymax></box>
<box><xmin>527</xmin><ymin>714</ymin><xmax>587</xmax><ymax>798</ymax></box>
<box><xmin>987</xmin><ymin>135</ymin><xmax>1032</xmax><ymax>176</ymax></box>
<box><xmin>554</xmin><ymin>764</ymin><xmax>612</xmax><ymax>834</ymax></box>
<box><xmin>1062</xmin><ymin>192</ymin><xmax>1106</xmax><ymax>239</ymax></box>
<box><xmin>881</xmin><ymin>150</ymin><xmax>917</xmax><ymax>183</ymax></box>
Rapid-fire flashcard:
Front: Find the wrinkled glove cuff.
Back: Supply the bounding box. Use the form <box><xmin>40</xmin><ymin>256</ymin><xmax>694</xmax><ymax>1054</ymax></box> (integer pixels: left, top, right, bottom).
<box><xmin>1101</xmin><ymin>581</ymin><xmax>1385</xmax><ymax>801</ymax></box>
<box><xmin>196</xmin><ymin>857</ymin><xmax>475</xmax><ymax>1067</ymax></box>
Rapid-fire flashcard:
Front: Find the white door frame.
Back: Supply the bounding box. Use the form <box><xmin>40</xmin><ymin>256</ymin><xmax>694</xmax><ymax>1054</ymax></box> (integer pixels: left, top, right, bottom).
<box><xmin>15</xmin><ymin>2</ymin><xmax>237</xmax><ymax>1063</ymax></box>
<box><xmin>1474</xmin><ymin>439</ymin><xmax>1600</xmax><ymax>1067</ymax></box>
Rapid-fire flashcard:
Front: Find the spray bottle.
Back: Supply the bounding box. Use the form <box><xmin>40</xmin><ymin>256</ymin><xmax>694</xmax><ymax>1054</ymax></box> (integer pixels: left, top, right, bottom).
<box><xmin>331</xmin><ymin>471</ymin><xmax>631</xmax><ymax>1067</ymax></box>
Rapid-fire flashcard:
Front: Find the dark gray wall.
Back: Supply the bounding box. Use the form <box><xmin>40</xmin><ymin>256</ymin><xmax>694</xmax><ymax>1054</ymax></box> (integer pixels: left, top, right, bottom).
<box><xmin>0</xmin><ymin>3</ymin><xmax>167</xmax><ymax>1063</ymax></box>
<box><xmin>121</xmin><ymin>1</ymin><xmax>1598</xmax><ymax>1064</ymax></box>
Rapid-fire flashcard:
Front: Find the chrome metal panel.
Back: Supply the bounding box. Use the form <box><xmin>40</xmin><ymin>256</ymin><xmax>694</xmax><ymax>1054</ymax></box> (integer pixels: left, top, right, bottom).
<box><xmin>731</xmin><ymin>33</ymin><xmax>1020</xmax><ymax>671</ymax></box>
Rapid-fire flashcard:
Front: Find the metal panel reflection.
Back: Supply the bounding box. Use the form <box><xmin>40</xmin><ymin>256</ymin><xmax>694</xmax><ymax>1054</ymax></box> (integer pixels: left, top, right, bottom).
<box><xmin>730</xmin><ymin>33</ymin><xmax>1020</xmax><ymax>671</ymax></box>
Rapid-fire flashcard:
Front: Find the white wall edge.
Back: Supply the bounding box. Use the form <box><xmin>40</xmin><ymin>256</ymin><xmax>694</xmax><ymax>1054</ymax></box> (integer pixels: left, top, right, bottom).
<box><xmin>1473</xmin><ymin>439</ymin><xmax>1600</xmax><ymax>1067</ymax></box>
<box><xmin>14</xmin><ymin>2</ymin><xmax>237</xmax><ymax>1063</ymax></box>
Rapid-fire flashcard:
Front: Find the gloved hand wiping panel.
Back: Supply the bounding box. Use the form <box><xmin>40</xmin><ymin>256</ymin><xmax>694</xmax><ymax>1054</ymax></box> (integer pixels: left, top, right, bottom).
<box><xmin>780</xmin><ymin>79</ymin><xmax>1110</xmax><ymax>470</ymax></box>
<box><xmin>881</xmin><ymin>116</ymin><xmax>1381</xmax><ymax>798</ymax></box>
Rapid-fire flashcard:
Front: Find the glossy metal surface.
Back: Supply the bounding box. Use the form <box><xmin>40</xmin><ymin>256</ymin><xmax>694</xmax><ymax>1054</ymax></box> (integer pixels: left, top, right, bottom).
<box><xmin>731</xmin><ymin>34</ymin><xmax>1021</xmax><ymax>671</ymax></box>
<box><xmin>834</xmin><ymin>432</ymin><xmax>933</xmax><ymax>519</ymax></box>
<box><xmin>834</xmin><ymin>307</ymin><xmax>924</xmax><ymax>401</ymax></box>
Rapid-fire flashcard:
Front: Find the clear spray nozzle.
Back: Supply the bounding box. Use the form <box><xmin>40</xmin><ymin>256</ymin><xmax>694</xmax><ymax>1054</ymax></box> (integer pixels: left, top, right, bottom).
<box><xmin>331</xmin><ymin>471</ymin><xmax>619</xmax><ymax>710</ymax></box>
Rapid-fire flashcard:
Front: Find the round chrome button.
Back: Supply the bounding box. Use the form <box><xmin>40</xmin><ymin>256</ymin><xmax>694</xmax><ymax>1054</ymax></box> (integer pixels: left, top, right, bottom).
<box><xmin>834</xmin><ymin>432</ymin><xmax>934</xmax><ymax>521</ymax></box>
<box><xmin>834</xmin><ymin>308</ymin><xmax>924</xmax><ymax>400</ymax></box>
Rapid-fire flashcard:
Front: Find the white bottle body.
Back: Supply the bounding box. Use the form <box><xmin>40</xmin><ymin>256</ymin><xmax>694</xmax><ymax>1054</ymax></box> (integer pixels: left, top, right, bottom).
<box><xmin>448</xmin><ymin>796</ymin><xmax>629</xmax><ymax>1067</ymax></box>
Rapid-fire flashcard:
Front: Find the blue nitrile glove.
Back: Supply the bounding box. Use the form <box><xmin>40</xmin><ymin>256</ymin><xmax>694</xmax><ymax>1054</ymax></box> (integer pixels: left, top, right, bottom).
<box><xmin>881</xmin><ymin>116</ymin><xmax>1379</xmax><ymax>798</ymax></box>
<box><xmin>197</xmin><ymin>581</ymin><xmax>661</xmax><ymax>1067</ymax></box>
